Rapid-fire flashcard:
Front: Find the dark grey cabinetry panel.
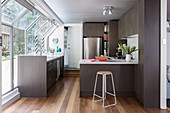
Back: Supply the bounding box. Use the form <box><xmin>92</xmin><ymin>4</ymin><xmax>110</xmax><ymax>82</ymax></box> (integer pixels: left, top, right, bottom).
<box><xmin>18</xmin><ymin>56</ymin><xmax>64</xmax><ymax>97</ymax></box>
<box><xmin>47</xmin><ymin>61</ymin><xmax>57</xmax><ymax>92</ymax></box>
<box><xmin>83</xmin><ymin>23</ymin><xmax>104</xmax><ymax>36</ymax></box>
<box><xmin>108</xmin><ymin>21</ymin><xmax>127</xmax><ymax>57</ymax></box>
<box><xmin>47</xmin><ymin>56</ymin><xmax>64</xmax><ymax>92</ymax></box>
<box><xmin>131</xmin><ymin>5</ymin><xmax>138</xmax><ymax>36</ymax></box>
<box><xmin>126</xmin><ymin>5</ymin><xmax>138</xmax><ymax>37</ymax></box>
<box><xmin>18</xmin><ymin>56</ymin><xmax>47</xmax><ymax>97</ymax></box>
<box><xmin>60</xmin><ymin>56</ymin><xmax>64</xmax><ymax>77</ymax></box>
<box><xmin>118</xmin><ymin>2</ymin><xmax>139</xmax><ymax>39</ymax></box>
<box><xmin>118</xmin><ymin>15</ymin><xmax>127</xmax><ymax>39</ymax></box>
<box><xmin>80</xmin><ymin>64</ymin><xmax>135</xmax><ymax>97</ymax></box>
<box><xmin>168</xmin><ymin>0</ymin><xmax>170</xmax><ymax>20</ymax></box>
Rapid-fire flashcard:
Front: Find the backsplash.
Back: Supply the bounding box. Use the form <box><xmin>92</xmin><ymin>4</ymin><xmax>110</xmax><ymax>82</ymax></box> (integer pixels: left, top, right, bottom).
<box><xmin>127</xmin><ymin>36</ymin><xmax>139</xmax><ymax>60</ymax></box>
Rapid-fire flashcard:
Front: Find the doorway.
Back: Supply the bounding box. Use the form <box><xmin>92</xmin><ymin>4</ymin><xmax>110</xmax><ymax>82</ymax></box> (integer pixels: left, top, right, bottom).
<box><xmin>64</xmin><ymin>24</ymin><xmax>83</xmax><ymax>69</ymax></box>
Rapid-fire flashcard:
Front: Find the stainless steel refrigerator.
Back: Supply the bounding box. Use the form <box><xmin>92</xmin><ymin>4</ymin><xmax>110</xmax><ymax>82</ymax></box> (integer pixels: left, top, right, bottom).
<box><xmin>83</xmin><ymin>37</ymin><xmax>103</xmax><ymax>59</ymax></box>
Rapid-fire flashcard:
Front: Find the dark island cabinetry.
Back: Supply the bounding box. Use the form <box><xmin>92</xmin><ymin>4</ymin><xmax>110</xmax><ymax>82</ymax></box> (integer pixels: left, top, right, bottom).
<box><xmin>18</xmin><ymin>56</ymin><xmax>64</xmax><ymax>97</ymax></box>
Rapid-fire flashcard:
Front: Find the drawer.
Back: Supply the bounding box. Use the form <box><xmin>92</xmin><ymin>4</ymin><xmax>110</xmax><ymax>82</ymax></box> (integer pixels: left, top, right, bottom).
<box><xmin>47</xmin><ymin>76</ymin><xmax>56</xmax><ymax>91</ymax></box>
<box><xmin>47</xmin><ymin>62</ymin><xmax>53</xmax><ymax>70</ymax></box>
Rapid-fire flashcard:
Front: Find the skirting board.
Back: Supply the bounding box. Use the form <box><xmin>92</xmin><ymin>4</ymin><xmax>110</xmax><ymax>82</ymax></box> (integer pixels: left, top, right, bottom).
<box><xmin>167</xmin><ymin>99</ymin><xmax>170</xmax><ymax>107</ymax></box>
<box><xmin>2</xmin><ymin>88</ymin><xmax>20</xmax><ymax>110</ymax></box>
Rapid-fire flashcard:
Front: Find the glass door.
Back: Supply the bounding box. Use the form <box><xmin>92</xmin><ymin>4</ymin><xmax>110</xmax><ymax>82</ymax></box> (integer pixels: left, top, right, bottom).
<box><xmin>1</xmin><ymin>25</ymin><xmax>12</xmax><ymax>94</ymax></box>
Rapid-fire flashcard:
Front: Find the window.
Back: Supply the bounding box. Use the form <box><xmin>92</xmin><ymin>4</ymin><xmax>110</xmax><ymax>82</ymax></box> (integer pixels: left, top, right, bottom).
<box><xmin>13</xmin><ymin>28</ymin><xmax>25</xmax><ymax>87</ymax></box>
<box><xmin>2</xmin><ymin>25</ymin><xmax>12</xmax><ymax>94</ymax></box>
<box><xmin>1</xmin><ymin>0</ymin><xmax>6</xmax><ymax>4</ymax></box>
<box><xmin>2</xmin><ymin>0</ymin><xmax>25</xmax><ymax>23</ymax></box>
<box><xmin>27</xmin><ymin>16</ymin><xmax>48</xmax><ymax>55</ymax></box>
<box><xmin>1</xmin><ymin>0</ymin><xmax>58</xmax><ymax>96</ymax></box>
<box><xmin>14</xmin><ymin>10</ymin><xmax>40</xmax><ymax>29</ymax></box>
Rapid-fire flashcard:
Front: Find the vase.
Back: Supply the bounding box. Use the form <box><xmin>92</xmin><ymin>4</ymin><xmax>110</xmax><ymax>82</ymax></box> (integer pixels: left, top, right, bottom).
<box><xmin>126</xmin><ymin>54</ymin><xmax>131</xmax><ymax>62</ymax></box>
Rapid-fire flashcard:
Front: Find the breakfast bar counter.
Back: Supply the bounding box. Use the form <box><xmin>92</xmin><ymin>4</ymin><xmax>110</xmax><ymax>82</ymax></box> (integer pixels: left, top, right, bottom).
<box><xmin>79</xmin><ymin>59</ymin><xmax>138</xmax><ymax>64</ymax></box>
<box><xmin>79</xmin><ymin>58</ymin><xmax>138</xmax><ymax>97</ymax></box>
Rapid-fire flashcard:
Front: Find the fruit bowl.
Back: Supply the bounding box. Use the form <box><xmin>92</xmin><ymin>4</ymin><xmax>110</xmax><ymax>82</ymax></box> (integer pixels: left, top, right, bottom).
<box><xmin>95</xmin><ymin>56</ymin><xmax>109</xmax><ymax>61</ymax></box>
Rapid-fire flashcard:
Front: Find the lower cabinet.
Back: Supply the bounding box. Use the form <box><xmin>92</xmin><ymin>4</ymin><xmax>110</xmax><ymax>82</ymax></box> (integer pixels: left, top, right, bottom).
<box><xmin>47</xmin><ymin>56</ymin><xmax>64</xmax><ymax>92</ymax></box>
<box><xmin>18</xmin><ymin>56</ymin><xmax>64</xmax><ymax>97</ymax></box>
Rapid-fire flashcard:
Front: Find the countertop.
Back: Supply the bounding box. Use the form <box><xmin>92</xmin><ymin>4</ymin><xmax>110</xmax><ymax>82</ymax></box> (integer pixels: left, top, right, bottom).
<box><xmin>79</xmin><ymin>58</ymin><xmax>138</xmax><ymax>65</ymax></box>
<box><xmin>47</xmin><ymin>55</ymin><xmax>64</xmax><ymax>62</ymax></box>
<box><xmin>18</xmin><ymin>55</ymin><xmax>64</xmax><ymax>62</ymax></box>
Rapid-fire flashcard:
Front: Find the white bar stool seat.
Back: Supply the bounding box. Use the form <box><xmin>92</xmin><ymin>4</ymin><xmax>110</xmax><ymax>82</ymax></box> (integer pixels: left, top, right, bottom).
<box><xmin>93</xmin><ymin>71</ymin><xmax>117</xmax><ymax>108</ymax></box>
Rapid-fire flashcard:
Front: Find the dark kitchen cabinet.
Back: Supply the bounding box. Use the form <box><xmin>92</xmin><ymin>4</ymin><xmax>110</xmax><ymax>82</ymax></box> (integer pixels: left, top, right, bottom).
<box><xmin>118</xmin><ymin>2</ymin><xmax>139</xmax><ymax>39</ymax></box>
<box><xmin>60</xmin><ymin>57</ymin><xmax>64</xmax><ymax>77</ymax></box>
<box><xmin>47</xmin><ymin>61</ymin><xmax>57</xmax><ymax>92</ymax></box>
<box><xmin>168</xmin><ymin>0</ymin><xmax>170</xmax><ymax>20</ymax></box>
<box><xmin>83</xmin><ymin>23</ymin><xmax>104</xmax><ymax>37</ymax></box>
<box><xmin>118</xmin><ymin>14</ymin><xmax>127</xmax><ymax>39</ymax></box>
<box><xmin>108</xmin><ymin>21</ymin><xmax>127</xmax><ymax>57</ymax></box>
<box><xmin>18</xmin><ymin>56</ymin><xmax>64</xmax><ymax>97</ymax></box>
<box><xmin>47</xmin><ymin>56</ymin><xmax>64</xmax><ymax>92</ymax></box>
<box><xmin>126</xmin><ymin>4</ymin><xmax>138</xmax><ymax>36</ymax></box>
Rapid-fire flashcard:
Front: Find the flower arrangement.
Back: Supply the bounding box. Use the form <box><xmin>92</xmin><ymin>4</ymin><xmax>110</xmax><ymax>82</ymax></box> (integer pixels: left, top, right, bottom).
<box><xmin>118</xmin><ymin>43</ymin><xmax>138</xmax><ymax>62</ymax></box>
<box><xmin>118</xmin><ymin>43</ymin><xmax>138</xmax><ymax>55</ymax></box>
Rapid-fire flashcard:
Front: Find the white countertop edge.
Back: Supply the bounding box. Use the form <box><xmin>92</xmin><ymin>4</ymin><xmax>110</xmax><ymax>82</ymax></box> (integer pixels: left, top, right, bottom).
<box><xmin>79</xmin><ymin>60</ymin><xmax>138</xmax><ymax>65</ymax></box>
<box><xmin>47</xmin><ymin>55</ymin><xmax>64</xmax><ymax>62</ymax></box>
<box><xmin>18</xmin><ymin>55</ymin><xmax>64</xmax><ymax>62</ymax></box>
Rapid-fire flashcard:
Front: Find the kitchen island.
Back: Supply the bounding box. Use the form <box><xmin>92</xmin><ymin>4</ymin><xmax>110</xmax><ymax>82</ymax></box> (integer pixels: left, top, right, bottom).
<box><xmin>79</xmin><ymin>58</ymin><xmax>138</xmax><ymax>97</ymax></box>
<box><xmin>18</xmin><ymin>55</ymin><xmax>64</xmax><ymax>97</ymax></box>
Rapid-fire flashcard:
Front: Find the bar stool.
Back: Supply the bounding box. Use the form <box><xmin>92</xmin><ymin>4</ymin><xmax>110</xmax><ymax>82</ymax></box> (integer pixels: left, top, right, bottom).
<box><xmin>93</xmin><ymin>71</ymin><xmax>117</xmax><ymax>108</ymax></box>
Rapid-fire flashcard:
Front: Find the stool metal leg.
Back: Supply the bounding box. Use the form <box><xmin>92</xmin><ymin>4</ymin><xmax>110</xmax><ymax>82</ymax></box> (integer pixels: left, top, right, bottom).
<box><xmin>93</xmin><ymin>73</ymin><xmax>98</xmax><ymax>102</ymax></box>
<box><xmin>103</xmin><ymin>74</ymin><xmax>117</xmax><ymax>108</ymax></box>
<box><xmin>103</xmin><ymin>74</ymin><xmax>105</xmax><ymax>107</ymax></box>
<box><xmin>111</xmin><ymin>73</ymin><xmax>117</xmax><ymax>105</ymax></box>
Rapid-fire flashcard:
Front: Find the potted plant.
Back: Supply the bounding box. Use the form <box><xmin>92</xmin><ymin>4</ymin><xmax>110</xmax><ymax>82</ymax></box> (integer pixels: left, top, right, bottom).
<box><xmin>49</xmin><ymin>47</ymin><xmax>55</xmax><ymax>56</ymax></box>
<box><xmin>118</xmin><ymin>43</ymin><xmax>138</xmax><ymax>62</ymax></box>
<box><xmin>2</xmin><ymin>45</ymin><xmax>7</xmax><ymax>52</ymax></box>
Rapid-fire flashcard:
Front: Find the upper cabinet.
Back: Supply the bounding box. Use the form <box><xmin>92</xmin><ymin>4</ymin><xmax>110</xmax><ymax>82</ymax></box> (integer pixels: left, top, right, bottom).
<box><xmin>83</xmin><ymin>23</ymin><xmax>104</xmax><ymax>37</ymax></box>
<box><xmin>118</xmin><ymin>14</ymin><xmax>127</xmax><ymax>39</ymax></box>
<box><xmin>118</xmin><ymin>3</ymin><xmax>139</xmax><ymax>39</ymax></box>
<box><xmin>168</xmin><ymin>0</ymin><xmax>170</xmax><ymax>20</ymax></box>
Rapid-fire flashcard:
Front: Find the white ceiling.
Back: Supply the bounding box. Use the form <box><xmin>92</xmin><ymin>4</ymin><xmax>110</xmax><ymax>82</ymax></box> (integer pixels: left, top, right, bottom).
<box><xmin>44</xmin><ymin>0</ymin><xmax>139</xmax><ymax>23</ymax></box>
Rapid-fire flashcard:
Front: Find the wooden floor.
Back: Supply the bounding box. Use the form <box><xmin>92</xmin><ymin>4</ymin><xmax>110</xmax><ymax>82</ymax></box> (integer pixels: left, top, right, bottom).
<box><xmin>3</xmin><ymin>77</ymin><xmax>170</xmax><ymax>113</ymax></box>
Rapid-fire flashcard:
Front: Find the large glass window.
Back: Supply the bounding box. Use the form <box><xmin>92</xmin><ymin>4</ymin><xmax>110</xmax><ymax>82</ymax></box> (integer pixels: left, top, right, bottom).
<box><xmin>2</xmin><ymin>0</ymin><xmax>25</xmax><ymax>23</ymax></box>
<box><xmin>27</xmin><ymin>16</ymin><xmax>48</xmax><ymax>55</ymax></box>
<box><xmin>14</xmin><ymin>10</ymin><xmax>40</xmax><ymax>29</ymax></box>
<box><xmin>13</xmin><ymin>28</ymin><xmax>25</xmax><ymax>87</ymax></box>
<box><xmin>1</xmin><ymin>0</ymin><xmax>57</xmax><ymax>96</ymax></box>
<box><xmin>1</xmin><ymin>0</ymin><xmax>6</xmax><ymax>4</ymax></box>
<box><xmin>36</xmin><ymin>21</ymin><xmax>51</xmax><ymax>53</ymax></box>
<box><xmin>2</xmin><ymin>25</ymin><xmax>12</xmax><ymax>94</ymax></box>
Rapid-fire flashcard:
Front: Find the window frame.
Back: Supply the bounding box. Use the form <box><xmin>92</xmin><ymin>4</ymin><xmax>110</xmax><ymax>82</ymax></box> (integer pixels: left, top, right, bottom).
<box><xmin>1</xmin><ymin>0</ymin><xmax>58</xmax><ymax>96</ymax></box>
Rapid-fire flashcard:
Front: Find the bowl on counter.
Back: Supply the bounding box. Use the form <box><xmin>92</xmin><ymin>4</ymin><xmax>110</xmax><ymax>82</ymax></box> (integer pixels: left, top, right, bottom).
<box><xmin>95</xmin><ymin>56</ymin><xmax>109</xmax><ymax>61</ymax></box>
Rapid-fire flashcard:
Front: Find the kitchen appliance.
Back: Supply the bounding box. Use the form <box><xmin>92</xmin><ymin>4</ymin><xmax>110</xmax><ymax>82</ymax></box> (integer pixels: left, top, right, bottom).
<box><xmin>115</xmin><ymin>47</ymin><xmax>122</xmax><ymax>59</ymax></box>
<box><xmin>83</xmin><ymin>37</ymin><xmax>103</xmax><ymax>59</ymax></box>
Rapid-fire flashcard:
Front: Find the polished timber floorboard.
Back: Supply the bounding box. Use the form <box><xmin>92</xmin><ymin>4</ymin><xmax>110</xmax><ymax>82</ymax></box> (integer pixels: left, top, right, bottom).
<box><xmin>3</xmin><ymin>77</ymin><xmax>170</xmax><ymax>113</ymax></box>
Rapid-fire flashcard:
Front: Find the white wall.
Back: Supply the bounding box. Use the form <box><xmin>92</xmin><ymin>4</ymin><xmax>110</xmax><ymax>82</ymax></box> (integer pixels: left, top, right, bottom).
<box><xmin>65</xmin><ymin>23</ymin><xmax>83</xmax><ymax>68</ymax></box>
<box><xmin>49</xmin><ymin>25</ymin><xmax>64</xmax><ymax>55</ymax></box>
<box><xmin>167</xmin><ymin>33</ymin><xmax>170</xmax><ymax>65</ymax></box>
<box><xmin>160</xmin><ymin>0</ymin><xmax>167</xmax><ymax>109</ymax></box>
